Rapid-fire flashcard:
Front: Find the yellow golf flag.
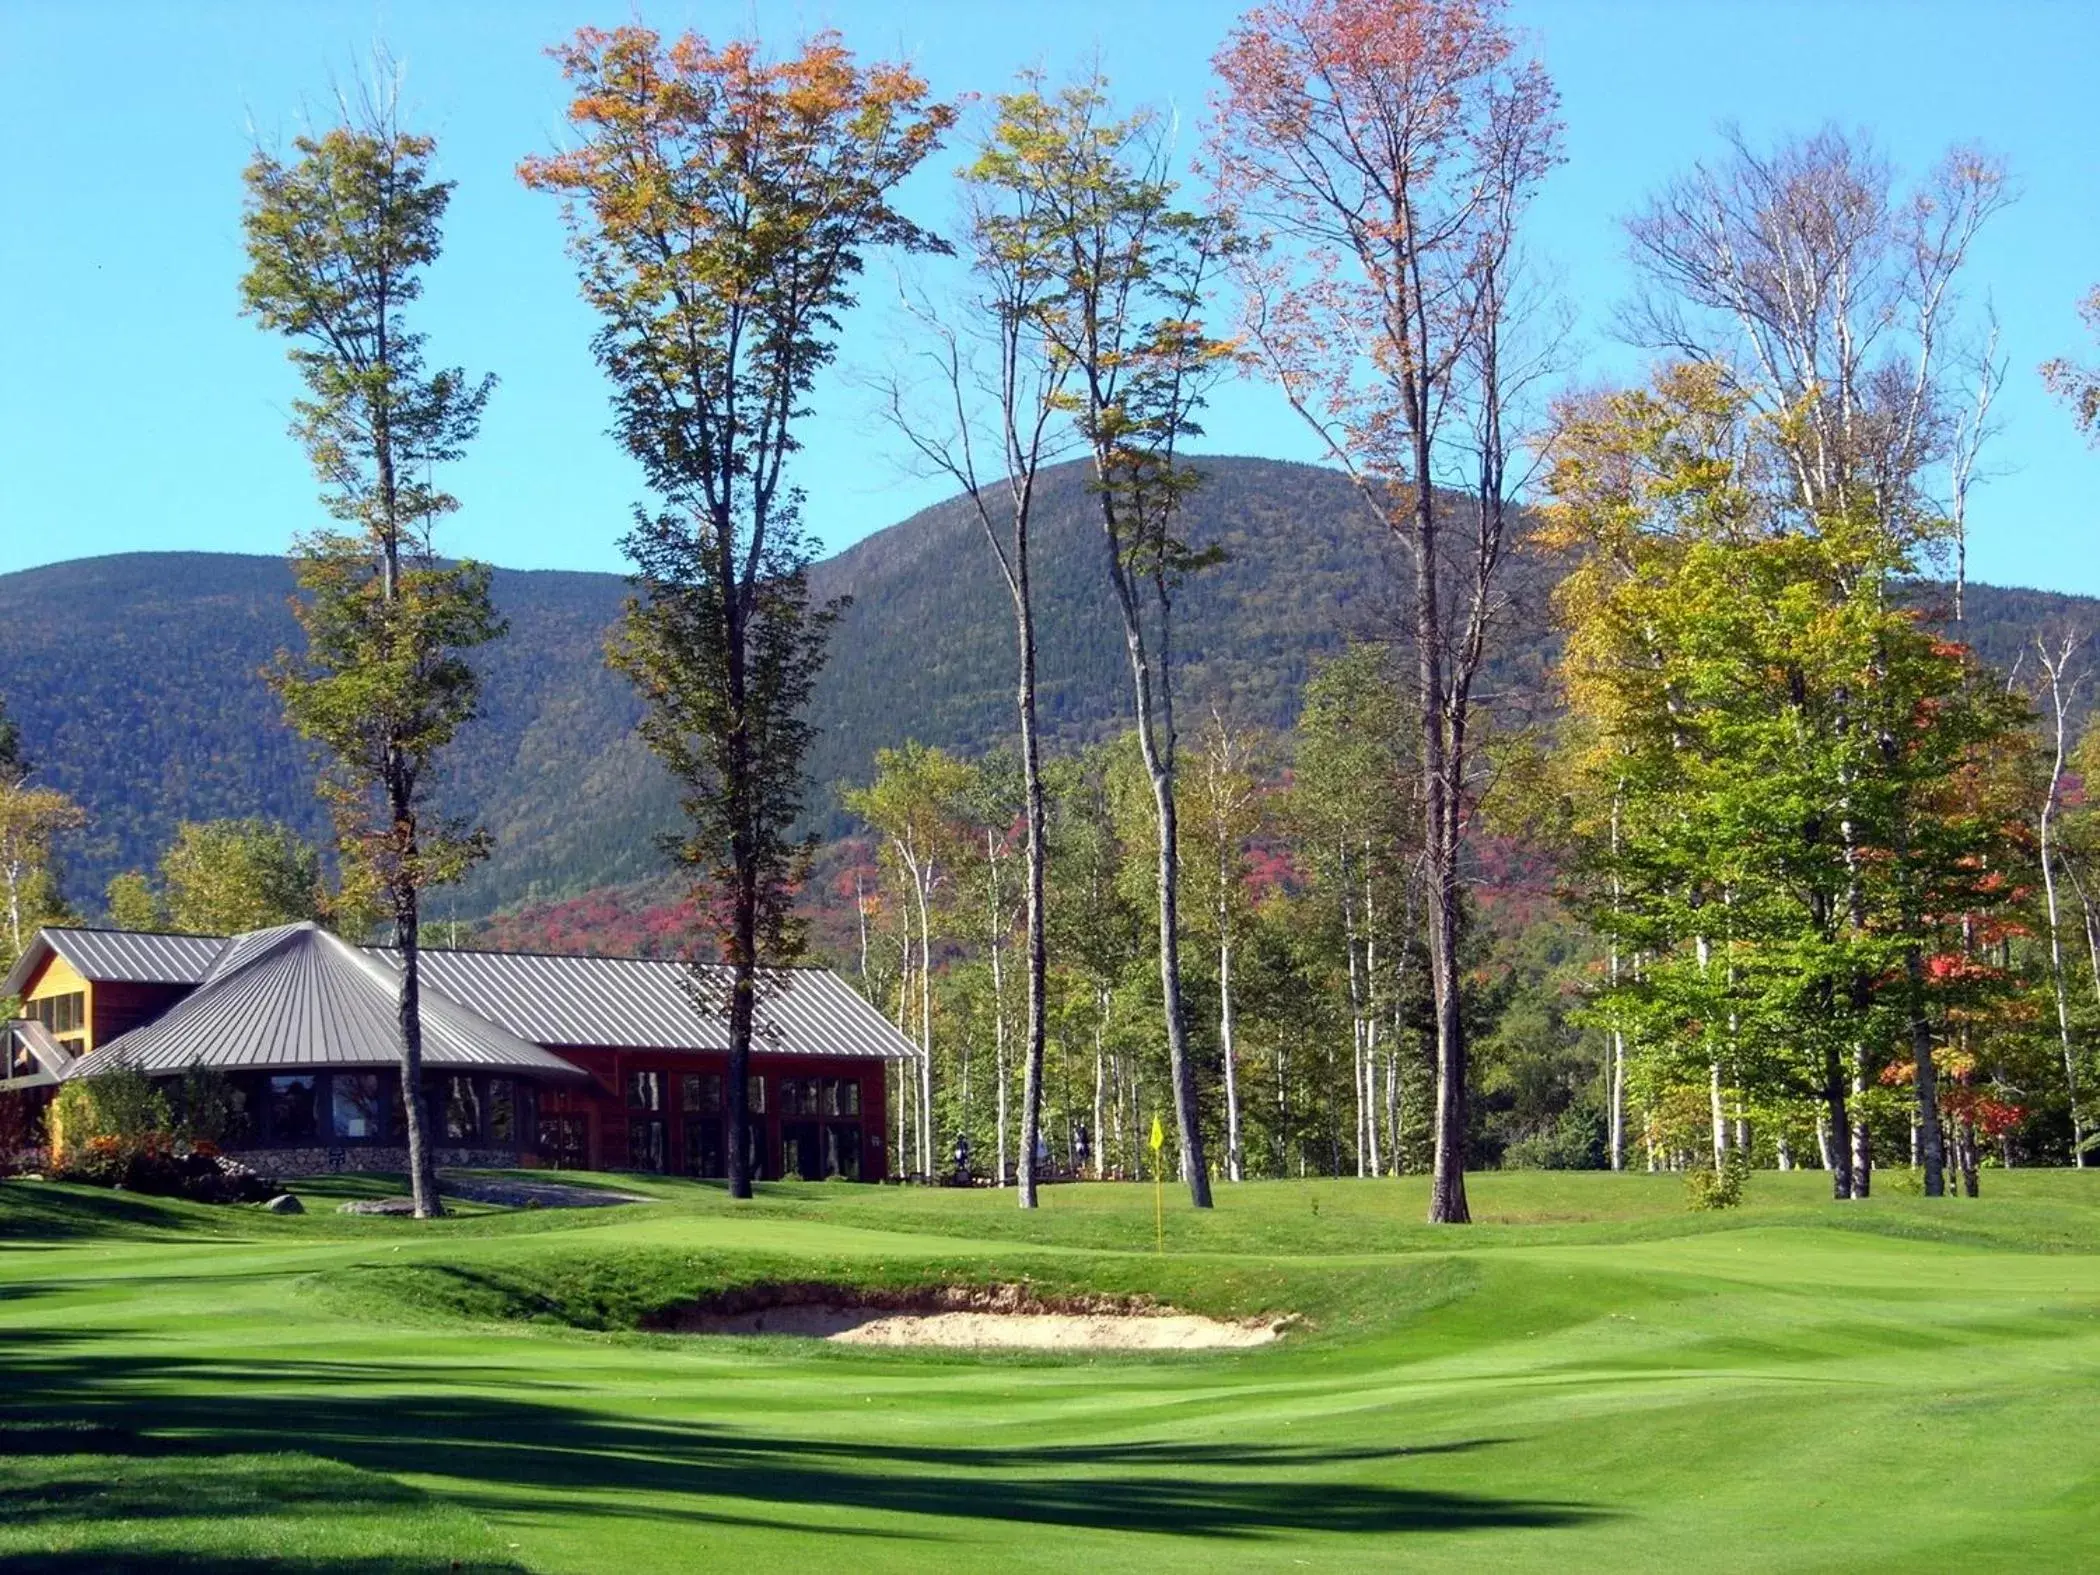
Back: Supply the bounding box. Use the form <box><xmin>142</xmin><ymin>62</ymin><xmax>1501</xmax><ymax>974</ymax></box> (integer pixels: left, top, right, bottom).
<box><xmin>1149</xmin><ymin>1113</ymin><xmax>1164</xmax><ymax>1152</ymax></box>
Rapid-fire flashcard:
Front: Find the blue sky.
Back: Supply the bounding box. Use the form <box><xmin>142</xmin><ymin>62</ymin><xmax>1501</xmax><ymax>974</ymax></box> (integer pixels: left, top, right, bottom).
<box><xmin>2</xmin><ymin>0</ymin><xmax>2095</xmax><ymax>593</ymax></box>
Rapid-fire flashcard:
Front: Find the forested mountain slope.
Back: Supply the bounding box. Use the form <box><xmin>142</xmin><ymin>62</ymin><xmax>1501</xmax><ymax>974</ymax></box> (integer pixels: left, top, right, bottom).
<box><xmin>0</xmin><ymin>455</ymin><xmax>2088</xmax><ymax>914</ymax></box>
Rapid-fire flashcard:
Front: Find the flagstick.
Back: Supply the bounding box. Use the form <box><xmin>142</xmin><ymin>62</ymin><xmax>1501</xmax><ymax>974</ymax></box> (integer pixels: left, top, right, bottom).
<box><xmin>1150</xmin><ymin>1111</ymin><xmax>1165</xmax><ymax>1253</ymax></box>
<box><xmin>1155</xmin><ymin>1150</ymin><xmax>1163</xmax><ymax>1253</ymax></box>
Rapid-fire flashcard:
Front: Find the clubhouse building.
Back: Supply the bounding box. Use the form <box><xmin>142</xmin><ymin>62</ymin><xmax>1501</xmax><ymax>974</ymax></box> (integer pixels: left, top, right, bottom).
<box><xmin>0</xmin><ymin>922</ymin><xmax>911</xmax><ymax>1180</ymax></box>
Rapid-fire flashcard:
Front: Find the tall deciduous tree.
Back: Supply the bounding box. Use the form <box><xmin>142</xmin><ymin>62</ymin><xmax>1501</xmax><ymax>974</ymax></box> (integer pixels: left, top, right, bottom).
<box><xmin>524</xmin><ymin>29</ymin><xmax>953</xmax><ymax>1200</ymax></box>
<box><xmin>104</xmin><ymin>872</ymin><xmax>162</xmax><ymax>933</ymax></box>
<box><xmin>991</xmin><ymin>72</ymin><xmax>1228</xmax><ymax>1207</ymax></box>
<box><xmin>1213</xmin><ymin>0</ymin><xmax>1561</xmax><ymax>1222</ymax></box>
<box><xmin>1626</xmin><ymin>126</ymin><xmax>2009</xmax><ymax>562</ymax></box>
<box><xmin>243</xmin><ymin>97</ymin><xmax>503</xmax><ymax>1220</ymax></box>
<box><xmin>1543</xmin><ymin>366</ymin><xmax>2029</xmax><ymax>1200</ymax></box>
<box><xmin>875</xmin><ymin>83</ymin><xmax>1077</xmax><ymax>1206</ymax></box>
<box><xmin>2044</xmin><ymin>286</ymin><xmax>2100</xmax><ymax>442</ymax></box>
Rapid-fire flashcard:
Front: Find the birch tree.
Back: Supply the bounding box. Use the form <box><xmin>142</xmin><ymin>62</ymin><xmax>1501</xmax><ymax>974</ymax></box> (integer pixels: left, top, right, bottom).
<box><xmin>1213</xmin><ymin>0</ymin><xmax>1560</xmax><ymax>1222</ymax></box>
<box><xmin>1189</xmin><ymin>712</ymin><xmax>1266</xmax><ymax>1181</ymax></box>
<box><xmin>845</xmin><ymin>742</ymin><xmax>974</xmax><ymax>1179</ymax></box>
<box><xmin>524</xmin><ymin>27</ymin><xmax>952</xmax><ymax>1200</ymax></box>
<box><xmin>2035</xmin><ymin>634</ymin><xmax>2089</xmax><ymax>1164</ymax></box>
<box><xmin>1624</xmin><ymin>125</ymin><xmax>2008</xmax><ymax>549</ymax></box>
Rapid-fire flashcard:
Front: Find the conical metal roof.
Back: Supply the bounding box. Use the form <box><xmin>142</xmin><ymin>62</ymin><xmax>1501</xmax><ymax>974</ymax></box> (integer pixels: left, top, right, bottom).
<box><xmin>64</xmin><ymin>923</ymin><xmax>586</xmax><ymax>1082</ymax></box>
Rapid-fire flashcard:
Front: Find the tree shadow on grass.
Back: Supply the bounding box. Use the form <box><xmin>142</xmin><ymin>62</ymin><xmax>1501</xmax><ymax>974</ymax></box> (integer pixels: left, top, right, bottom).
<box><xmin>0</xmin><ymin>1184</ymin><xmax>208</xmax><ymax>1243</ymax></box>
<box><xmin>2</xmin><ymin>1334</ymin><xmax>1609</xmax><ymax>1545</ymax></box>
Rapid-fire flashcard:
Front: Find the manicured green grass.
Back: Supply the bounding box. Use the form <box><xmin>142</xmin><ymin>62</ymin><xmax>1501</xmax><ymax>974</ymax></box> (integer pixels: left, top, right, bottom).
<box><xmin>4</xmin><ymin>1168</ymin><xmax>2099</xmax><ymax>1571</ymax></box>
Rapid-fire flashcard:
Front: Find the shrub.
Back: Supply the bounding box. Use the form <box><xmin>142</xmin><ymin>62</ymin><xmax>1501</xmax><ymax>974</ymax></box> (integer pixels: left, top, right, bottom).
<box><xmin>51</xmin><ymin>1136</ymin><xmax>276</xmax><ymax>1203</ymax></box>
<box><xmin>1502</xmin><ymin>1106</ymin><xmax>1606</xmax><ymax>1171</ymax></box>
<box><xmin>1685</xmin><ymin>1152</ymin><xmax>1748</xmax><ymax>1211</ymax></box>
<box><xmin>48</xmin><ymin>1066</ymin><xmax>171</xmax><ymax>1169</ymax></box>
<box><xmin>46</xmin><ymin>1062</ymin><xmax>272</xmax><ymax>1202</ymax></box>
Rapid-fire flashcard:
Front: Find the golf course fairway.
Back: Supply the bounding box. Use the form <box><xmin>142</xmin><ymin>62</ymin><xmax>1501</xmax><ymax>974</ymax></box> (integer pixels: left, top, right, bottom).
<box><xmin>4</xmin><ymin>1169</ymin><xmax>2097</xmax><ymax>1571</ymax></box>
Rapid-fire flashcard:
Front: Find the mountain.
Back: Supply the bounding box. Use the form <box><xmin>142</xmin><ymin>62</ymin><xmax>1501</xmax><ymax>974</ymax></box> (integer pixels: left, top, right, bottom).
<box><xmin>0</xmin><ymin>456</ymin><xmax>2090</xmax><ymax>915</ymax></box>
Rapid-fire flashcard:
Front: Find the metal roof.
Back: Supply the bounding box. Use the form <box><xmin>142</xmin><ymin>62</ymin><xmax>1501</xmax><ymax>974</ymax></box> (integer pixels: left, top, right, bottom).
<box><xmin>2</xmin><ymin>927</ymin><xmax>222</xmax><ymax>996</ymax></box>
<box><xmin>1</xmin><ymin>1020</ymin><xmax>72</xmax><ymax>1091</ymax></box>
<box><xmin>27</xmin><ymin>920</ymin><xmax>915</xmax><ymax>1073</ymax></box>
<box><xmin>401</xmin><ymin>948</ymin><xmax>916</xmax><ymax>1061</ymax></box>
<box><xmin>65</xmin><ymin>924</ymin><xmax>588</xmax><ymax>1083</ymax></box>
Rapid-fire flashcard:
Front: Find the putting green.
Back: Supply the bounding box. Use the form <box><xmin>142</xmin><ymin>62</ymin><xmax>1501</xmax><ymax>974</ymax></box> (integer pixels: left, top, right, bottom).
<box><xmin>3</xmin><ymin>1170</ymin><xmax>2097</xmax><ymax>1572</ymax></box>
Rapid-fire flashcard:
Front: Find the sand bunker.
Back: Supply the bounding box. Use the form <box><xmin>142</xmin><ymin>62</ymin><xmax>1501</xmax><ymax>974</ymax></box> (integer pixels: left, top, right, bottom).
<box><xmin>654</xmin><ymin>1282</ymin><xmax>1287</xmax><ymax>1351</ymax></box>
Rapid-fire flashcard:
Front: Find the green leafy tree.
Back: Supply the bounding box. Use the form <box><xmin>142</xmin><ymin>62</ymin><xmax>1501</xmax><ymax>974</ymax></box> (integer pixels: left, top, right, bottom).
<box><xmin>241</xmin><ymin>91</ymin><xmax>504</xmax><ymax>1218</ymax></box>
<box><xmin>1293</xmin><ymin>643</ymin><xmax>1423</xmax><ymax>1179</ymax></box>
<box><xmin>104</xmin><ymin>872</ymin><xmax>161</xmax><ymax>932</ymax></box>
<box><xmin>523</xmin><ymin>26</ymin><xmax>952</xmax><ymax>1201</ymax></box>
<box><xmin>874</xmin><ymin>83</ymin><xmax>1082</xmax><ymax>1206</ymax></box>
<box><xmin>158</xmin><ymin>818</ymin><xmax>323</xmax><ymax>935</ymax></box>
<box><xmin>988</xmin><ymin>70</ymin><xmax>1231</xmax><ymax>1206</ymax></box>
<box><xmin>844</xmin><ymin>741</ymin><xmax>975</xmax><ymax>1178</ymax></box>
<box><xmin>0</xmin><ymin>781</ymin><xmax>82</xmax><ymax>974</ymax></box>
<box><xmin>1544</xmin><ymin>365</ymin><xmax>2031</xmax><ymax>1199</ymax></box>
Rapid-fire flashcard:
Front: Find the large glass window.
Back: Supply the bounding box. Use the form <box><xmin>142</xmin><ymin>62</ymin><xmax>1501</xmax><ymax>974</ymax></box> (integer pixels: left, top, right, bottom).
<box><xmin>268</xmin><ymin>1075</ymin><xmax>318</xmax><ymax>1143</ymax></box>
<box><xmin>679</xmin><ymin>1073</ymin><xmax>723</xmax><ymax>1115</ymax></box>
<box><xmin>443</xmin><ymin>1076</ymin><xmax>483</xmax><ymax>1143</ymax></box>
<box><xmin>539</xmin><ymin>1115</ymin><xmax>588</xmax><ymax>1169</ymax></box>
<box><xmin>824</xmin><ymin>1124</ymin><xmax>862</xmax><ymax>1182</ymax></box>
<box><xmin>684</xmin><ymin>1116</ymin><xmax>725</xmax><ymax>1178</ymax></box>
<box><xmin>32</xmin><ymin>992</ymin><xmax>84</xmax><ymax>1036</ymax></box>
<box><xmin>779</xmin><ymin>1077</ymin><xmax>819</xmax><ymax>1116</ymax></box>
<box><xmin>822</xmin><ymin>1078</ymin><xmax>861</xmax><ymax>1118</ymax></box>
<box><xmin>487</xmin><ymin>1078</ymin><xmax>516</xmax><ymax>1144</ymax></box>
<box><xmin>331</xmin><ymin>1073</ymin><xmax>383</xmax><ymax>1141</ymax></box>
<box><xmin>627</xmin><ymin>1070</ymin><xmax>664</xmax><ymax>1111</ymax></box>
<box><xmin>780</xmin><ymin>1122</ymin><xmax>819</xmax><ymax>1181</ymax></box>
<box><xmin>628</xmin><ymin>1119</ymin><xmax>666</xmax><ymax>1172</ymax></box>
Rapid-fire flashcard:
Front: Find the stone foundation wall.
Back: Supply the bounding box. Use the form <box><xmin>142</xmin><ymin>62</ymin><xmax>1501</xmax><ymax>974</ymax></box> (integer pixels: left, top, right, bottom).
<box><xmin>238</xmin><ymin>1145</ymin><xmax>527</xmax><ymax>1177</ymax></box>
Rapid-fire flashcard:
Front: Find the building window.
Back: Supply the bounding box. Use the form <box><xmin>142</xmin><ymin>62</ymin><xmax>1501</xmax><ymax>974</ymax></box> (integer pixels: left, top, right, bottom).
<box><xmin>628</xmin><ymin>1119</ymin><xmax>666</xmax><ymax>1172</ymax></box>
<box><xmin>487</xmin><ymin>1078</ymin><xmax>516</xmax><ymax>1144</ymax></box>
<box><xmin>679</xmin><ymin>1073</ymin><xmax>723</xmax><ymax>1115</ymax></box>
<box><xmin>822</xmin><ymin>1078</ymin><xmax>861</xmax><ymax>1118</ymax></box>
<box><xmin>32</xmin><ymin>992</ymin><xmax>84</xmax><ymax>1037</ymax></box>
<box><xmin>747</xmin><ymin>1075</ymin><xmax>766</xmax><ymax>1115</ymax></box>
<box><xmin>627</xmin><ymin>1070</ymin><xmax>664</xmax><ymax>1111</ymax></box>
<box><xmin>824</xmin><ymin>1124</ymin><xmax>862</xmax><ymax>1182</ymax></box>
<box><xmin>778</xmin><ymin>1078</ymin><xmax>819</xmax><ymax>1116</ymax></box>
<box><xmin>539</xmin><ymin>1114</ymin><xmax>587</xmax><ymax>1169</ymax></box>
<box><xmin>684</xmin><ymin>1116</ymin><xmax>725</xmax><ymax>1178</ymax></box>
<box><xmin>332</xmin><ymin>1073</ymin><xmax>383</xmax><ymax>1140</ymax></box>
<box><xmin>267</xmin><ymin>1075</ymin><xmax>318</xmax><ymax>1143</ymax></box>
<box><xmin>444</xmin><ymin>1076</ymin><xmax>484</xmax><ymax>1143</ymax></box>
